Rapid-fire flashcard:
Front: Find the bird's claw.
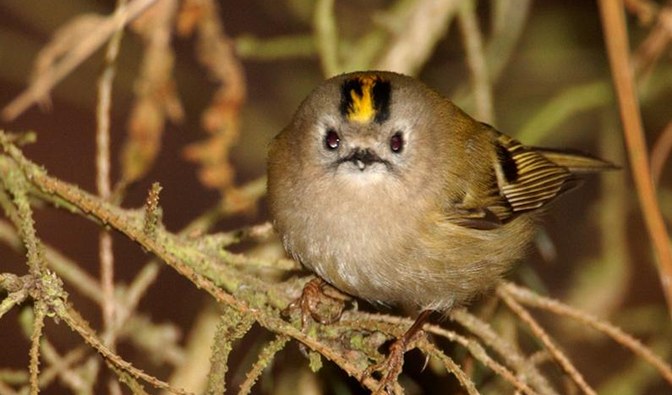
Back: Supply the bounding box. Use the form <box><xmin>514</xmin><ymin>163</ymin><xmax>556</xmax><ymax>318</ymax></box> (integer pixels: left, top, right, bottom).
<box><xmin>283</xmin><ymin>277</ymin><xmax>347</xmax><ymax>330</ymax></box>
<box><xmin>361</xmin><ymin>335</ymin><xmax>410</xmax><ymax>395</ymax></box>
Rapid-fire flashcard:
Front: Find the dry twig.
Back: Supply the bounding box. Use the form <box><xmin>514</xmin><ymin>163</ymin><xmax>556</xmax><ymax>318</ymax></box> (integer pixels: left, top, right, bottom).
<box><xmin>1</xmin><ymin>0</ymin><xmax>160</xmax><ymax>121</ymax></box>
<box><xmin>500</xmin><ymin>282</ymin><xmax>672</xmax><ymax>386</ymax></box>
<box><xmin>598</xmin><ymin>0</ymin><xmax>672</xmax><ymax>319</ymax></box>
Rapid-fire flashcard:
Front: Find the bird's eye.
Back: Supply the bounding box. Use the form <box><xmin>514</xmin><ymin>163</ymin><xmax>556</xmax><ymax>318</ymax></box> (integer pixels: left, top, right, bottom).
<box><xmin>324</xmin><ymin>129</ymin><xmax>340</xmax><ymax>150</ymax></box>
<box><xmin>390</xmin><ymin>132</ymin><xmax>404</xmax><ymax>153</ymax></box>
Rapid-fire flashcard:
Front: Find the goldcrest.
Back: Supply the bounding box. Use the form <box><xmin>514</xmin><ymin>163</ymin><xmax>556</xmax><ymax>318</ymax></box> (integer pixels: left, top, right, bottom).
<box><xmin>267</xmin><ymin>71</ymin><xmax>613</xmax><ymax>312</ymax></box>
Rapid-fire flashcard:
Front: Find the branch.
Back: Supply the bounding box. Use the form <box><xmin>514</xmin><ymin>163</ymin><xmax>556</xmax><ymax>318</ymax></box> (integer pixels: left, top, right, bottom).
<box><xmin>597</xmin><ymin>0</ymin><xmax>672</xmax><ymax>318</ymax></box>
<box><xmin>1</xmin><ymin>0</ymin><xmax>160</xmax><ymax>121</ymax></box>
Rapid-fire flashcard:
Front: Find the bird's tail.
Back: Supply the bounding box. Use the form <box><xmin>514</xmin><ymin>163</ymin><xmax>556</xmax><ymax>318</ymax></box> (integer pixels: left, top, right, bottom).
<box><xmin>536</xmin><ymin>148</ymin><xmax>619</xmax><ymax>173</ymax></box>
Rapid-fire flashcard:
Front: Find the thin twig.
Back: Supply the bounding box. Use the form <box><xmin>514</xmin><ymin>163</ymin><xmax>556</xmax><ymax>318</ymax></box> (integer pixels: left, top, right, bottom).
<box><xmin>59</xmin><ymin>304</ymin><xmax>193</xmax><ymax>395</ymax></box>
<box><xmin>487</xmin><ymin>0</ymin><xmax>533</xmax><ymax>82</ymax></box>
<box><xmin>180</xmin><ymin>0</ymin><xmax>248</xmax><ymax>211</ymax></box>
<box><xmin>0</xmin><ymin>273</ymin><xmax>30</xmax><ymax>319</ymax></box>
<box><xmin>1</xmin><ymin>0</ymin><xmax>159</xmax><ymax>121</ymax></box>
<box><xmin>623</xmin><ymin>0</ymin><xmax>659</xmax><ymax>24</ymax></box>
<box><xmin>633</xmin><ymin>6</ymin><xmax>672</xmax><ymax>75</ymax></box>
<box><xmin>565</xmin><ymin>113</ymin><xmax>630</xmax><ymax>315</ymax></box>
<box><xmin>235</xmin><ymin>34</ymin><xmax>316</xmax><ymax>60</ymax></box>
<box><xmin>458</xmin><ymin>0</ymin><xmax>494</xmax><ymax>123</ymax></box>
<box><xmin>501</xmin><ymin>282</ymin><xmax>672</xmax><ymax>386</ymax></box>
<box><xmin>0</xmin><ymin>288</ymin><xmax>29</xmax><ymax>320</ymax></box>
<box><xmin>237</xmin><ymin>336</ymin><xmax>290</xmax><ymax>395</ymax></box>
<box><xmin>29</xmin><ymin>302</ymin><xmax>47</xmax><ymax>395</ymax></box>
<box><xmin>0</xmin><ymin>379</ymin><xmax>19</xmax><ymax>395</ymax></box>
<box><xmin>375</xmin><ymin>0</ymin><xmax>462</xmax><ymax>75</ymax></box>
<box><xmin>597</xmin><ymin>0</ymin><xmax>672</xmax><ymax>318</ymax></box>
<box><xmin>314</xmin><ymin>0</ymin><xmax>340</xmax><ymax>76</ymax></box>
<box><xmin>451</xmin><ymin>308</ymin><xmax>558</xmax><ymax>395</ymax></box>
<box><xmin>118</xmin><ymin>0</ymin><xmax>181</xmax><ymax>190</ymax></box>
<box><xmin>205</xmin><ymin>310</ymin><xmax>255</xmax><ymax>394</ymax></box>
<box><xmin>417</xmin><ymin>340</ymin><xmax>479</xmax><ymax>395</ymax></box>
<box><xmin>0</xmin><ymin>220</ymin><xmax>101</xmax><ymax>305</ymax></box>
<box><xmin>651</xmin><ymin>120</ymin><xmax>672</xmax><ymax>184</ymax></box>
<box><xmin>96</xmin><ymin>4</ymin><xmax>125</xmax><ymax>389</ymax></box>
<box><xmin>497</xmin><ymin>287</ymin><xmax>597</xmax><ymax>395</ymax></box>
<box><xmin>97</xmin><ymin>0</ymin><xmax>126</xmax><ymax>351</ymax></box>
<box><xmin>426</xmin><ymin>324</ymin><xmax>538</xmax><ymax>395</ymax></box>
<box><xmin>39</xmin><ymin>343</ymin><xmax>89</xmax><ymax>392</ymax></box>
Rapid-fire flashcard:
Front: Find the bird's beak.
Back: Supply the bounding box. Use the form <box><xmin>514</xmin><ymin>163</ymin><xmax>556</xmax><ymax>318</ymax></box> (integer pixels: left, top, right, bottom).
<box><xmin>345</xmin><ymin>149</ymin><xmax>382</xmax><ymax>171</ymax></box>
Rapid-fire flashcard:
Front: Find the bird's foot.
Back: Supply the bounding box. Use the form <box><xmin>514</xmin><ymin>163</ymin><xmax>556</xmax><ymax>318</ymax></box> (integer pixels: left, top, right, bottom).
<box><xmin>283</xmin><ymin>277</ymin><xmax>347</xmax><ymax>329</ymax></box>
<box><xmin>361</xmin><ymin>310</ymin><xmax>432</xmax><ymax>395</ymax></box>
<box><xmin>361</xmin><ymin>336</ymin><xmax>411</xmax><ymax>394</ymax></box>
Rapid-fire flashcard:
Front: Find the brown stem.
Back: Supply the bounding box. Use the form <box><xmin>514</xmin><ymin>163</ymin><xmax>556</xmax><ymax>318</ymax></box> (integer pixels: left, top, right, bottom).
<box><xmin>597</xmin><ymin>0</ymin><xmax>672</xmax><ymax>319</ymax></box>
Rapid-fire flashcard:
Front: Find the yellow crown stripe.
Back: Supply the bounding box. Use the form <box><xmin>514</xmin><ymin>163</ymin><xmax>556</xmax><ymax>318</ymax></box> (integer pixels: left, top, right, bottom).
<box><xmin>347</xmin><ymin>76</ymin><xmax>376</xmax><ymax>123</ymax></box>
<box><xmin>339</xmin><ymin>75</ymin><xmax>391</xmax><ymax>124</ymax></box>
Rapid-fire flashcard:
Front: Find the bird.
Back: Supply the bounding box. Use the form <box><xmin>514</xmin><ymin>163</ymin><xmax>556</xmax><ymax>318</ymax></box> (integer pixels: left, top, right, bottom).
<box><xmin>266</xmin><ymin>70</ymin><xmax>615</xmax><ymax>391</ymax></box>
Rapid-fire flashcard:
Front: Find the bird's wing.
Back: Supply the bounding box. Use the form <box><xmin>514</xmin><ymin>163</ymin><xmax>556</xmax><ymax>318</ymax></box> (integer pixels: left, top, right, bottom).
<box><xmin>493</xmin><ymin>133</ymin><xmax>577</xmax><ymax>214</ymax></box>
<box><xmin>444</xmin><ymin>131</ymin><xmax>578</xmax><ymax>229</ymax></box>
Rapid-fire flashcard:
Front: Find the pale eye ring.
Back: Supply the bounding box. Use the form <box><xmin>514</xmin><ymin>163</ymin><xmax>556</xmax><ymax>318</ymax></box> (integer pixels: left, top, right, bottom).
<box><xmin>390</xmin><ymin>131</ymin><xmax>404</xmax><ymax>153</ymax></box>
<box><xmin>324</xmin><ymin>129</ymin><xmax>340</xmax><ymax>150</ymax></box>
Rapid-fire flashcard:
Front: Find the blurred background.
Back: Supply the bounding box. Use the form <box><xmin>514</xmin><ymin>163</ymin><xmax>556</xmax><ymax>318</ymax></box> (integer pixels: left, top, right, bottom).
<box><xmin>0</xmin><ymin>0</ymin><xmax>671</xmax><ymax>394</ymax></box>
